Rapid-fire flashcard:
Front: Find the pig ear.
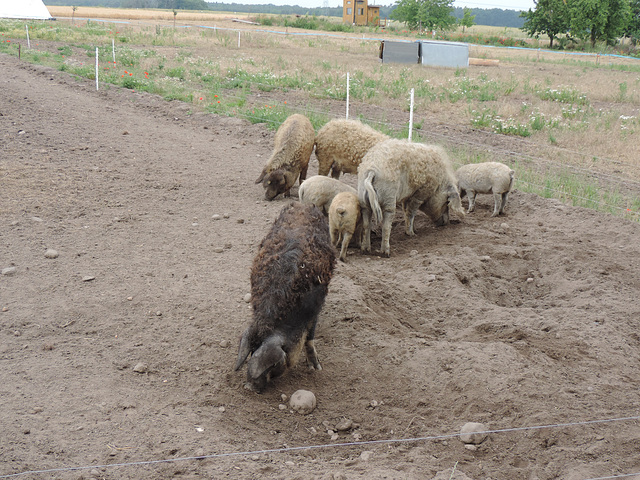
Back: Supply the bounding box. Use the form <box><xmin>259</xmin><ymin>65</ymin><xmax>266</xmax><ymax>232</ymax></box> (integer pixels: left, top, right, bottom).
<box><xmin>234</xmin><ymin>329</ymin><xmax>252</xmax><ymax>371</ymax></box>
<box><xmin>255</xmin><ymin>168</ymin><xmax>267</xmax><ymax>184</ymax></box>
<box><xmin>247</xmin><ymin>334</ymin><xmax>286</xmax><ymax>380</ymax></box>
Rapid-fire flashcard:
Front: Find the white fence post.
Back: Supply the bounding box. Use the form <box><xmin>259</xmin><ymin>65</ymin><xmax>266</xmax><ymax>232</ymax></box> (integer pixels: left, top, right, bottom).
<box><xmin>238</xmin><ymin>31</ymin><xmax>241</xmax><ymax>48</ymax></box>
<box><xmin>112</xmin><ymin>38</ymin><xmax>116</xmax><ymax>63</ymax></box>
<box><xmin>408</xmin><ymin>88</ymin><xmax>414</xmax><ymax>141</ymax></box>
<box><xmin>95</xmin><ymin>47</ymin><xmax>99</xmax><ymax>91</ymax></box>
<box><xmin>346</xmin><ymin>72</ymin><xmax>350</xmax><ymax>119</ymax></box>
<box><xmin>25</xmin><ymin>25</ymin><xmax>30</xmax><ymax>49</ymax></box>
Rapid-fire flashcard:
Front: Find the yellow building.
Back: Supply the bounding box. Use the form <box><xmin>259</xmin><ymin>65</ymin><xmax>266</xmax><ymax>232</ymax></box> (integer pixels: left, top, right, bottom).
<box><xmin>342</xmin><ymin>0</ymin><xmax>381</xmax><ymax>26</ymax></box>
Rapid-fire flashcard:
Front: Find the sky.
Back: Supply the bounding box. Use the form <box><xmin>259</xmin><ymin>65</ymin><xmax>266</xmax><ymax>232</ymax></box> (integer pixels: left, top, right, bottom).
<box><xmin>210</xmin><ymin>0</ymin><xmax>536</xmax><ymax>12</ymax></box>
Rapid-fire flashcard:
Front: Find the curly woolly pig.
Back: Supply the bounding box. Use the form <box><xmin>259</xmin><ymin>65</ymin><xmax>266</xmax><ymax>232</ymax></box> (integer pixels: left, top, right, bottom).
<box><xmin>328</xmin><ymin>191</ymin><xmax>362</xmax><ymax>262</ymax></box>
<box><xmin>255</xmin><ymin>114</ymin><xmax>315</xmax><ymax>201</ymax></box>
<box><xmin>456</xmin><ymin>161</ymin><xmax>515</xmax><ymax>217</ymax></box>
<box><xmin>358</xmin><ymin>139</ymin><xmax>465</xmax><ymax>257</ymax></box>
<box><xmin>298</xmin><ymin>175</ymin><xmax>357</xmax><ymax>215</ymax></box>
<box><xmin>235</xmin><ymin>202</ymin><xmax>337</xmax><ymax>393</ymax></box>
<box><xmin>314</xmin><ymin>118</ymin><xmax>389</xmax><ymax>179</ymax></box>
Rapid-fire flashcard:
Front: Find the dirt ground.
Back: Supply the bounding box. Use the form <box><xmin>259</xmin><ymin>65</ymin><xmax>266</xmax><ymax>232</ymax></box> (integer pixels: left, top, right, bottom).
<box><xmin>2</xmin><ymin>51</ymin><xmax>640</xmax><ymax>480</ymax></box>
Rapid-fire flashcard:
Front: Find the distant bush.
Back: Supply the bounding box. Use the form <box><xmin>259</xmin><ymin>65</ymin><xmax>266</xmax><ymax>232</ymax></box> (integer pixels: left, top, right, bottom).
<box><xmin>442</xmin><ymin>32</ymin><xmax>528</xmax><ymax>47</ymax></box>
<box><xmin>285</xmin><ymin>16</ymin><xmax>319</xmax><ymax>30</ymax></box>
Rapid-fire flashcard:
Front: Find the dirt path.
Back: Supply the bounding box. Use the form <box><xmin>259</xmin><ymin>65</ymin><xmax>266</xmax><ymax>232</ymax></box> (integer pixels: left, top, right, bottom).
<box><xmin>2</xmin><ymin>52</ymin><xmax>640</xmax><ymax>480</ymax></box>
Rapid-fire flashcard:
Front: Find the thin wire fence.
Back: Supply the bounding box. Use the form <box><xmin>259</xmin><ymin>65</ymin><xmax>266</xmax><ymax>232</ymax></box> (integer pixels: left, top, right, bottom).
<box><xmin>188</xmin><ymin>83</ymin><xmax>640</xmax><ymax>219</ymax></box>
<box><xmin>2</xmin><ymin>415</ymin><xmax>640</xmax><ymax>479</ymax></box>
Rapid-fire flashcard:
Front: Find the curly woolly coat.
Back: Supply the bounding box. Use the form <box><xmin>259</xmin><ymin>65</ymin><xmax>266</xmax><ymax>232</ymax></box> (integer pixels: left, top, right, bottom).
<box><xmin>298</xmin><ymin>175</ymin><xmax>357</xmax><ymax>215</ymax></box>
<box><xmin>314</xmin><ymin>118</ymin><xmax>388</xmax><ymax>179</ymax></box>
<box><xmin>235</xmin><ymin>202</ymin><xmax>337</xmax><ymax>392</ymax></box>
<box><xmin>357</xmin><ymin>139</ymin><xmax>465</xmax><ymax>257</ymax></box>
<box><xmin>256</xmin><ymin>114</ymin><xmax>315</xmax><ymax>200</ymax></box>
<box><xmin>455</xmin><ymin>161</ymin><xmax>515</xmax><ymax>217</ymax></box>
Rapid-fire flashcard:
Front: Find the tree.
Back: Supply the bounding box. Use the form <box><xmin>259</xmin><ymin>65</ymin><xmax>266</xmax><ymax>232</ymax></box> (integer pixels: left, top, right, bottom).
<box><xmin>570</xmin><ymin>0</ymin><xmax>631</xmax><ymax>47</ymax></box>
<box><xmin>157</xmin><ymin>0</ymin><xmax>209</xmax><ymax>9</ymax></box>
<box><xmin>520</xmin><ymin>0</ymin><xmax>570</xmax><ymax>48</ymax></box>
<box><xmin>624</xmin><ymin>0</ymin><xmax>640</xmax><ymax>43</ymax></box>
<box><xmin>459</xmin><ymin>7</ymin><xmax>475</xmax><ymax>32</ymax></box>
<box><xmin>391</xmin><ymin>0</ymin><xmax>422</xmax><ymax>29</ymax></box>
<box><xmin>122</xmin><ymin>0</ymin><xmax>159</xmax><ymax>7</ymax></box>
<box><xmin>391</xmin><ymin>0</ymin><xmax>457</xmax><ymax>32</ymax></box>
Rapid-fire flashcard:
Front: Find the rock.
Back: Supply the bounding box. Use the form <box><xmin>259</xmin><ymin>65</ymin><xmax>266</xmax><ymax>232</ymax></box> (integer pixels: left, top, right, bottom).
<box><xmin>459</xmin><ymin>422</ymin><xmax>488</xmax><ymax>445</ymax></box>
<box><xmin>212</xmin><ymin>214</ymin><xmax>221</xmax><ymax>220</ymax></box>
<box><xmin>31</xmin><ymin>216</ymin><xmax>43</xmax><ymax>222</ymax></box>
<box><xmin>214</xmin><ymin>247</ymin><xmax>224</xmax><ymax>253</ymax></box>
<box><xmin>133</xmin><ymin>363</ymin><xmax>149</xmax><ymax>373</ymax></box>
<box><xmin>2</xmin><ymin>267</ymin><xmax>17</xmax><ymax>276</ymax></box>
<box><xmin>82</xmin><ymin>276</ymin><xmax>95</xmax><ymax>282</ymax></box>
<box><xmin>223</xmin><ymin>213</ymin><xmax>230</xmax><ymax>219</ymax></box>
<box><xmin>359</xmin><ymin>451</ymin><xmax>374</xmax><ymax>461</ymax></box>
<box><xmin>219</xmin><ymin>340</ymin><xmax>230</xmax><ymax>348</ymax></box>
<box><xmin>218</xmin><ymin>406</ymin><xmax>226</xmax><ymax>413</ymax></box>
<box><xmin>44</xmin><ymin>249</ymin><xmax>59</xmax><ymax>259</ymax></box>
<box><xmin>237</xmin><ymin>219</ymin><xmax>245</xmax><ymax>224</ymax></box>
<box><xmin>409</xmin><ymin>250</ymin><xmax>419</xmax><ymax>257</ymax></box>
<box><xmin>480</xmin><ymin>255</ymin><xmax>491</xmax><ymax>262</ymax></box>
<box><xmin>281</xmin><ymin>393</ymin><xmax>288</xmax><ymax>402</ymax></box>
<box><xmin>500</xmin><ymin>222</ymin><xmax>509</xmax><ymax>230</ymax></box>
<box><xmin>527</xmin><ymin>277</ymin><xmax>534</xmax><ymax>283</ymax></box>
<box><xmin>289</xmin><ymin>389</ymin><xmax>316</xmax><ymax>415</ymax></box>
<box><xmin>278</xmin><ymin>404</ymin><xmax>287</xmax><ymax>410</ymax></box>
<box><xmin>335</xmin><ymin>418</ymin><xmax>353</xmax><ymax>431</ymax></box>
<box><xmin>425</xmin><ymin>274</ymin><xmax>436</xmax><ymax>282</ymax></box>
<box><xmin>243</xmin><ymin>293</ymin><xmax>251</xmax><ymax>303</ymax></box>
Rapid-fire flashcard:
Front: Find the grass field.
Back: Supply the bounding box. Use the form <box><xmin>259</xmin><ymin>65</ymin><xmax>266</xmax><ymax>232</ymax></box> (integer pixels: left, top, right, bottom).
<box><xmin>2</xmin><ymin>7</ymin><xmax>639</xmax><ymax>220</ymax></box>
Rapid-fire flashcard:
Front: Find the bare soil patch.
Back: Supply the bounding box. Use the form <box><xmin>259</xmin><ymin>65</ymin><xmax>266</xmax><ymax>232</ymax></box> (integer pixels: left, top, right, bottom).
<box><xmin>2</xmin><ymin>52</ymin><xmax>640</xmax><ymax>480</ymax></box>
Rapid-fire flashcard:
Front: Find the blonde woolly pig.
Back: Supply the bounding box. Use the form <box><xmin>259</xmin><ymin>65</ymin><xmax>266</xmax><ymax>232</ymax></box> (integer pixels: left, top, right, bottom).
<box><xmin>455</xmin><ymin>162</ymin><xmax>515</xmax><ymax>217</ymax></box>
<box><xmin>328</xmin><ymin>191</ymin><xmax>362</xmax><ymax>262</ymax></box>
<box><xmin>298</xmin><ymin>175</ymin><xmax>357</xmax><ymax>215</ymax></box>
<box><xmin>358</xmin><ymin>139</ymin><xmax>465</xmax><ymax>257</ymax></box>
<box><xmin>256</xmin><ymin>114</ymin><xmax>315</xmax><ymax>201</ymax></box>
<box><xmin>314</xmin><ymin>119</ymin><xmax>388</xmax><ymax>179</ymax></box>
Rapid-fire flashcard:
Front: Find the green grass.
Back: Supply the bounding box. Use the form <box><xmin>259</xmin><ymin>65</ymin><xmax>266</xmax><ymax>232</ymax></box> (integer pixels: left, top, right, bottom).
<box><xmin>449</xmin><ymin>152</ymin><xmax>639</xmax><ymax>219</ymax></box>
<box><xmin>1</xmin><ymin>18</ymin><xmax>638</xmax><ymax>222</ymax></box>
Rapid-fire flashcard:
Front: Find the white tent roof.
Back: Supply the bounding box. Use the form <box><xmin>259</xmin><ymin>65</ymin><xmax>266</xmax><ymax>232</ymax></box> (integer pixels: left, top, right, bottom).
<box><xmin>0</xmin><ymin>0</ymin><xmax>53</xmax><ymax>20</ymax></box>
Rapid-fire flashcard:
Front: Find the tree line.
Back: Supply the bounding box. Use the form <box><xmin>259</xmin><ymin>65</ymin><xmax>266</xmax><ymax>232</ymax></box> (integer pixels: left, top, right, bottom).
<box><xmin>521</xmin><ymin>0</ymin><xmax>640</xmax><ymax>47</ymax></box>
<box><xmin>43</xmin><ymin>0</ymin><xmax>524</xmax><ymax>28</ymax></box>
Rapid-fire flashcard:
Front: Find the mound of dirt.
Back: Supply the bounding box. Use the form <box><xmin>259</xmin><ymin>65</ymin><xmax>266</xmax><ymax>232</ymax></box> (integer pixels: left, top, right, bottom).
<box><xmin>2</xmin><ymin>52</ymin><xmax>640</xmax><ymax>480</ymax></box>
